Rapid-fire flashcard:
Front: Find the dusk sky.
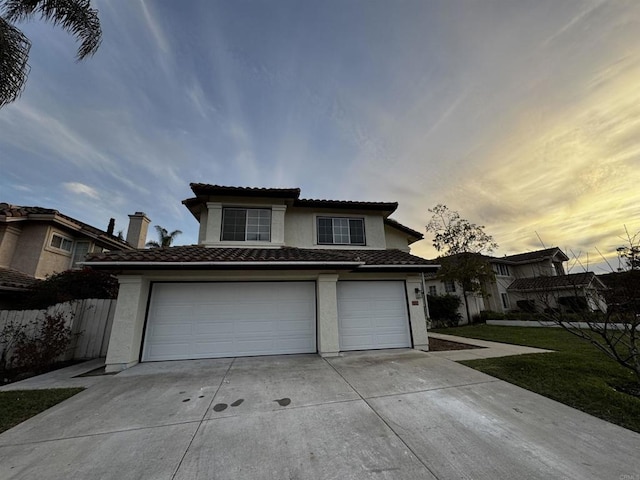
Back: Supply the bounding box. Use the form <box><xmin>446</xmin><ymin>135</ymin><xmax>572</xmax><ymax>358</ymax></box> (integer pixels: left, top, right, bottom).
<box><xmin>1</xmin><ymin>0</ymin><xmax>639</xmax><ymax>273</ymax></box>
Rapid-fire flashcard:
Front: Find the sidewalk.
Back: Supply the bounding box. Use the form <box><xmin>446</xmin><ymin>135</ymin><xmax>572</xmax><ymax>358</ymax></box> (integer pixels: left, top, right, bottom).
<box><xmin>423</xmin><ymin>332</ymin><xmax>553</xmax><ymax>361</ymax></box>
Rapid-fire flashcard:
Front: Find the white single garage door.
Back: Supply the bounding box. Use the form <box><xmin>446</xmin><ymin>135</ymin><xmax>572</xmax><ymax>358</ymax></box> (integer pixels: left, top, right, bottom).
<box><xmin>142</xmin><ymin>282</ymin><xmax>316</xmax><ymax>361</ymax></box>
<box><xmin>337</xmin><ymin>281</ymin><xmax>411</xmax><ymax>351</ymax></box>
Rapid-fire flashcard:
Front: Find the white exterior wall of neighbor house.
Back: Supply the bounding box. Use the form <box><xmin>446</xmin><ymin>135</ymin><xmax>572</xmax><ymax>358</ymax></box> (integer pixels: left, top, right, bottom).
<box><xmin>104</xmin><ymin>269</ymin><xmax>428</xmax><ymax>372</ymax></box>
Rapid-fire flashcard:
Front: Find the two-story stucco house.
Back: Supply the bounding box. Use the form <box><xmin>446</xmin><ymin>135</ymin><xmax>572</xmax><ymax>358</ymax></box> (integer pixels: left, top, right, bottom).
<box><xmin>0</xmin><ymin>204</ymin><xmax>149</xmax><ymax>308</ymax></box>
<box><xmin>425</xmin><ymin>247</ymin><xmax>605</xmax><ymax>323</ymax></box>
<box><xmin>85</xmin><ymin>184</ymin><xmax>438</xmax><ymax>372</ymax></box>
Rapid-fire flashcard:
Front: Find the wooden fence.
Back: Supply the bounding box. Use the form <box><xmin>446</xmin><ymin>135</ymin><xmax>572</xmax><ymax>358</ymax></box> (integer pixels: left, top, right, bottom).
<box><xmin>0</xmin><ymin>298</ymin><xmax>116</xmax><ymax>364</ymax></box>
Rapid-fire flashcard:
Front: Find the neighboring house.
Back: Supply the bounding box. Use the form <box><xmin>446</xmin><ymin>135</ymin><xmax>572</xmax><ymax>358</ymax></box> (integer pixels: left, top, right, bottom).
<box><xmin>0</xmin><ymin>204</ymin><xmax>149</xmax><ymax>308</ymax></box>
<box><xmin>424</xmin><ymin>247</ymin><xmax>605</xmax><ymax>323</ymax></box>
<box><xmin>84</xmin><ymin>183</ymin><xmax>438</xmax><ymax>372</ymax></box>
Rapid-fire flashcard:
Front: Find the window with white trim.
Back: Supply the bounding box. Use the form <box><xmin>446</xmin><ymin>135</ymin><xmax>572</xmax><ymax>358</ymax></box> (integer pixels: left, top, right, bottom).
<box><xmin>221</xmin><ymin>208</ymin><xmax>271</xmax><ymax>241</ymax></box>
<box><xmin>72</xmin><ymin>241</ymin><xmax>91</xmax><ymax>268</ymax></box>
<box><xmin>501</xmin><ymin>293</ymin><xmax>510</xmax><ymax>309</ymax></box>
<box><xmin>444</xmin><ymin>280</ymin><xmax>456</xmax><ymax>293</ymax></box>
<box><xmin>494</xmin><ymin>263</ymin><xmax>510</xmax><ymax>276</ymax></box>
<box><xmin>317</xmin><ymin>217</ymin><xmax>365</xmax><ymax>245</ymax></box>
<box><xmin>428</xmin><ymin>285</ymin><xmax>437</xmax><ymax>296</ymax></box>
<box><xmin>50</xmin><ymin>233</ymin><xmax>73</xmax><ymax>253</ymax></box>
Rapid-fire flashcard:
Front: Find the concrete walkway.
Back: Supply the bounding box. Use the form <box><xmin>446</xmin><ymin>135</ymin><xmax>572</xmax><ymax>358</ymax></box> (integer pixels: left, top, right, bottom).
<box><xmin>0</xmin><ymin>349</ymin><xmax>638</xmax><ymax>479</ymax></box>
<box><xmin>425</xmin><ymin>332</ymin><xmax>554</xmax><ymax>360</ymax></box>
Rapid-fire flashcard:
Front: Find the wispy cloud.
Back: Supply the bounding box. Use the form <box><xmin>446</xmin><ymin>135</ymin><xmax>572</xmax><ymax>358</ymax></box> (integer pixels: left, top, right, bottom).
<box><xmin>63</xmin><ymin>182</ymin><xmax>100</xmax><ymax>199</ymax></box>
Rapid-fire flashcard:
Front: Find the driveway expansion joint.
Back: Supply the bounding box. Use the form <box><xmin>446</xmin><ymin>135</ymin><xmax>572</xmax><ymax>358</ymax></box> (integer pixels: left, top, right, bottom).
<box><xmin>362</xmin><ymin>378</ymin><xmax>501</xmax><ymax>400</ymax></box>
<box><xmin>170</xmin><ymin>357</ymin><xmax>236</xmax><ymax>480</ymax></box>
<box><xmin>0</xmin><ymin>419</ymin><xmax>203</xmax><ymax>448</ymax></box>
<box><xmin>321</xmin><ymin>356</ymin><xmax>442</xmax><ymax>479</ymax></box>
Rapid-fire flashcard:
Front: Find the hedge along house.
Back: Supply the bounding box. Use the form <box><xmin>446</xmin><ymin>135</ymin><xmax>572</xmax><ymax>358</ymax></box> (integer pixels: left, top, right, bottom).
<box><xmin>85</xmin><ymin>184</ymin><xmax>439</xmax><ymax>372</ymax></box>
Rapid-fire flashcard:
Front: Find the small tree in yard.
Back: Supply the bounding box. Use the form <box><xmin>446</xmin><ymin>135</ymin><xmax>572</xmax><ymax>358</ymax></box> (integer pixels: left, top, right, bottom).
<box><xmin>426</xmin><ymin>204</ymin><xmax>498</xmax><ymax>324</ymax></box>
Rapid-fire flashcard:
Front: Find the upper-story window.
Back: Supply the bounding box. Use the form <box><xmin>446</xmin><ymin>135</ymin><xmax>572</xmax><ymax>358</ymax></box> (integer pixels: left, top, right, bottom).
<box><xmin>221</xmin><ymin>208</ymin><xmax>271</xmax><ymax>241</ymax></box>
<box><xmin>71</xmin><ymin>241</ymin><xmax>91</xmax><ymax>268</ymax></box>
<box><xmin>50</xmin><ymin>233</ymin><xmax>73</xmax><ymax>253</ymax></box>
<box><xmin>444</xmin><ymin>280</ymin><xmax>456</xmax><ymax>293</ymax></box>
<box><xmin>494</xmin><ymin>263</ymin><xmax>510</xmax><ymax>276</ymax></box>
<box><xmin>317</xmin><ymin>217</ymin><xmax>365</xmax><ymax>245</ymax></box>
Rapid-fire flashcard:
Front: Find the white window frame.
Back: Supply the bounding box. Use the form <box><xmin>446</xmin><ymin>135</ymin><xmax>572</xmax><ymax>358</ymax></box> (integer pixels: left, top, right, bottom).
<box><xmin>444</xmin><ymin>280</ymin><xmax>456</xmax><ymax>293</ymax></box>
<box><xmin>71</xmin><ymin>241</ymin><xmax>91</xmax><ymax>268</ymax></box>
<box><xmin>501</xmin><ymin>293</ymin><xmax>510</xmax><ymax>309</ymax></box>
<box><xmin>49</xmin><ymin>232</ymin><xmax>74</xmax><ymax>253</ymax></box>
<box><xmin>316</xmin><ymin>217</ymin><xmax>366</xmax><ymax>246</ymax></box>
<box><xmin>495</xmin><ymin>263</ymin><xmax>510</xmax><ymax>276</ymax></box>
<box><xmin>428</xmin><ymin>285</ymin><xmax>437</xmax><ymax>296</ymax></box>
<box><xmin>221</xmin><ymin>208</ymin><xmax>271</xmax><ymax>242</ymax></box>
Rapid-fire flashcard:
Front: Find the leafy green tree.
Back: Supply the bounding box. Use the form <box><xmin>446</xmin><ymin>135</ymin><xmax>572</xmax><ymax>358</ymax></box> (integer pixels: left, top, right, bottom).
<box><xmin>0</xmin><ymin>0</ymin><xmax>101</xmax><ymax>108</ymax></box>
<box><xmin>426</xmin><ymin>204</ymin><xmax>498</xmax><ymax>323</ymax></box>
<box><xmin>146</xmin><ymin>225</ymin><xmax>182</xmax><ymax>248</ymax></box>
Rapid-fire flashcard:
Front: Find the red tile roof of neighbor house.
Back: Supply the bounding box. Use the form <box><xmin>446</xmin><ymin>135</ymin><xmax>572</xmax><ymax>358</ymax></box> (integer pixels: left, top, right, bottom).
<box><xmin>0</xmin><ymin>267</ymin><xmax>37</xmax><ymax>290</ymax></box>
<box><xmin>84</xmin><ymin>246</ymin><xmax>438</xmax><ymax>271</ymax></box>
<box><xmin>501</xmin><ymin>247</ymin><xmax>569</xmax><ymax>263</ymax></box>
<box><xmin>0</xmin><ymin>203</ymin><xmax>132</xmax><ymax>249</ymax></box>
<box><xmin>507</xmin><ymin>272</ymin><xmax>604</xmax><ymax>291</ymax></box>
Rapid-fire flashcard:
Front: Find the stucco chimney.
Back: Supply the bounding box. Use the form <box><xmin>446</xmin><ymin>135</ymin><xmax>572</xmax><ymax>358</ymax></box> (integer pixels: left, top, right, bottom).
<box><xmin>126</xmin><ymin>212</ymin><xmax>151</xmax><ymax>249</ymax></box>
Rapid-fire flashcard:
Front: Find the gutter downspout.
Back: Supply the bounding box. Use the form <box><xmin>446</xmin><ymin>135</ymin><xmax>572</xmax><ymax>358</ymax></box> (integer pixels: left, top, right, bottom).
<box><xmin>421</xmin><ymin>272</ymin><xmax>431</xmax><ymax>328</ymax></box>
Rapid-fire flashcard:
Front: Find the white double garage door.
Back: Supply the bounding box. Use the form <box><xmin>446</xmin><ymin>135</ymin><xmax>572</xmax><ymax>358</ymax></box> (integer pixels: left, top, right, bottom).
<box><xmin>142</xmin><ymin>281</ymin><xmax>412</xmax><ymax>361</ymax></box>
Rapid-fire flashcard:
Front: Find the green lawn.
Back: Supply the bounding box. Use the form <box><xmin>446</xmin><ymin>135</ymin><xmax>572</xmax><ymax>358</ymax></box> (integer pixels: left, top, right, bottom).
<box><xmin>0</xmin><ymin>388</ymin><xmax>84</xmax><ymax>434</ymax></box>
<box><xmin>433</xmin><ymin>325</ymin><xmax>640</xmax><ymax>433</ymax></box>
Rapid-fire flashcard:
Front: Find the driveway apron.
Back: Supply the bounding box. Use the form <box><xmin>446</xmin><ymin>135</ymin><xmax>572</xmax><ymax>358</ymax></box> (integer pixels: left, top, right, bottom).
<box><xmin>0</xmin><ymin>350</ymin><xmax>639</xmax><ymax>479</ymax></box>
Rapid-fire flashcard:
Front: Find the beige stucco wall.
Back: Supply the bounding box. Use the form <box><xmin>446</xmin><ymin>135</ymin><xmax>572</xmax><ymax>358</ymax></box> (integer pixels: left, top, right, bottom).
<box><xmin>0</xmin><ymin>225</ymin><xmax>21</xmax><ymax>268</ymax></box>
<box><xmin>104</xmin><ymin>269</ymin><xmax>429</xmax><ymax>371</ymax></box>
<box><xmin>384</xmin><ymin>226</ymin><xmax>411</xmax><ymax>252</ymax></box>
<box><xmin>283</xmin><ymin>207</ymin><xmax>387</xmax><ymax>249</ymax></box>
<box><xmin>9</xmin><ymin>224</ymin><xmax>50</xmax><ymax>277</ymax></box>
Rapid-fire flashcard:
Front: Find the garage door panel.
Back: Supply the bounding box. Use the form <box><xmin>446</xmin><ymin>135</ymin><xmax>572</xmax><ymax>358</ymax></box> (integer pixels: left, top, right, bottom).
<box><xmin>143</xmin><ymin>282</ymin><xmax>316</xmax><ymax>361</ymax></box>
<box><xmin>338</xmin><ymin>281</ymin><xmax>411</xmax><ymax>351</ymax></box>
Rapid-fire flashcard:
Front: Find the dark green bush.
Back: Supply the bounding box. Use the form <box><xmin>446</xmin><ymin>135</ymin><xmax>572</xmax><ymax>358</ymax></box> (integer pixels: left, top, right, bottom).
<box><xmin>20</xmin><ymin>268</ymin><xmax>118</xmax><ymax>309</ymax></box>
<box><xmin>11</xmin><ymin>312</ymin><xmax>73</xmax><ymax>373</ymax></box>
<box><xmin>427</xmin><ymin>294</ymin><xmax>462</xmax><ymax>327</ymax></box>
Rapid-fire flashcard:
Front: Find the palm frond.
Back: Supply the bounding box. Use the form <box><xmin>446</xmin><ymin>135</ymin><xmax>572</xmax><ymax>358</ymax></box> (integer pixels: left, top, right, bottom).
<box><xmin>0</xmin><ymin>16</ymin><xmax>31</xmax><ymax>107</ymax></box>
<box><xmin>3</xmin><ymin>0</ymin><xmax>101</xmax><ymax>59</ymax></box>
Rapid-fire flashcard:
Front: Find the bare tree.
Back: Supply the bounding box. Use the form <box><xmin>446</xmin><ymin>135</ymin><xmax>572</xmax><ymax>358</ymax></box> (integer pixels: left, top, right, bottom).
<box><xmin>0</xmin><ymin>0</ymin><xmax>101</xmax><ymax>108</ymax></box>
<box><xmin>535</xmin><ymin>233</ymin><xmax>640</xmax><ymax>385</ymax></box>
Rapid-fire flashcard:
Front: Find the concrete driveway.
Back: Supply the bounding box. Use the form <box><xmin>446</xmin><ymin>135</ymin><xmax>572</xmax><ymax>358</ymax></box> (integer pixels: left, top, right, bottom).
<box><xmin>1</xmin><ymin>350</ymin><xmax>639</xmax><ymax>479</ymax></box>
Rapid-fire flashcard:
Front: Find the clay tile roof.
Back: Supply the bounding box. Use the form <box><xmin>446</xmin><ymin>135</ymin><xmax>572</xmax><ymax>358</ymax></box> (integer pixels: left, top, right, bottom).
<box><xmin>189</xmin><ymin>184</ymin><xmax>301</xmax><ymax>199</ymax></box>
<box><xmin>0</xmin><ymin>267</ymin><xmax>36</xmax><ymax>290</ymax></box>
<box><xmin>293</xmin><ymin>198</ymin><xmax>398</xmax><ymax>212</ymax></box>
<box><xmin>502</xmin><ymin>247</ymin><xmax>569</xmax><ymax>263</ymax></box>
<box><xmin>84</xmin><ymin>246</ymin><xmax>438</xmax><ymax>271</ymax></box>
<box><xmin>508</xmin><ymin>272</ymin><xmax>602</xmax><ymax>291</ymax></box>
<box><xmin>0</xmin><ymin>203</ymin><xmax>131</xmax><ymax>249</ymax></box>
<box><xmin>383</xmin><ymin>218</ymin><xmax>423</xmax><ymax>240</ymax></box>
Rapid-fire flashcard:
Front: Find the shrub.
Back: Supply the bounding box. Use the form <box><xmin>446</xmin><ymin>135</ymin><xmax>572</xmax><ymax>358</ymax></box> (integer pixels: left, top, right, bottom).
<box><xmin>428</xmin><ymin>294</ymin><xmax>462</xmax><ymax>327</ymax></box>
<box><xmin>11</xmin><ymin>312</ymin><xmax>73</xmax><ymax>374</ymax></box>
<box><xmin>20</xmin><ymin>268</ymin><xmax>118</xmax><ymax>309</ymax></box>
<box><xmin>516</xmin><ymin>300</ymin><xmax>537</xmax><ymax>313</ymax></box>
